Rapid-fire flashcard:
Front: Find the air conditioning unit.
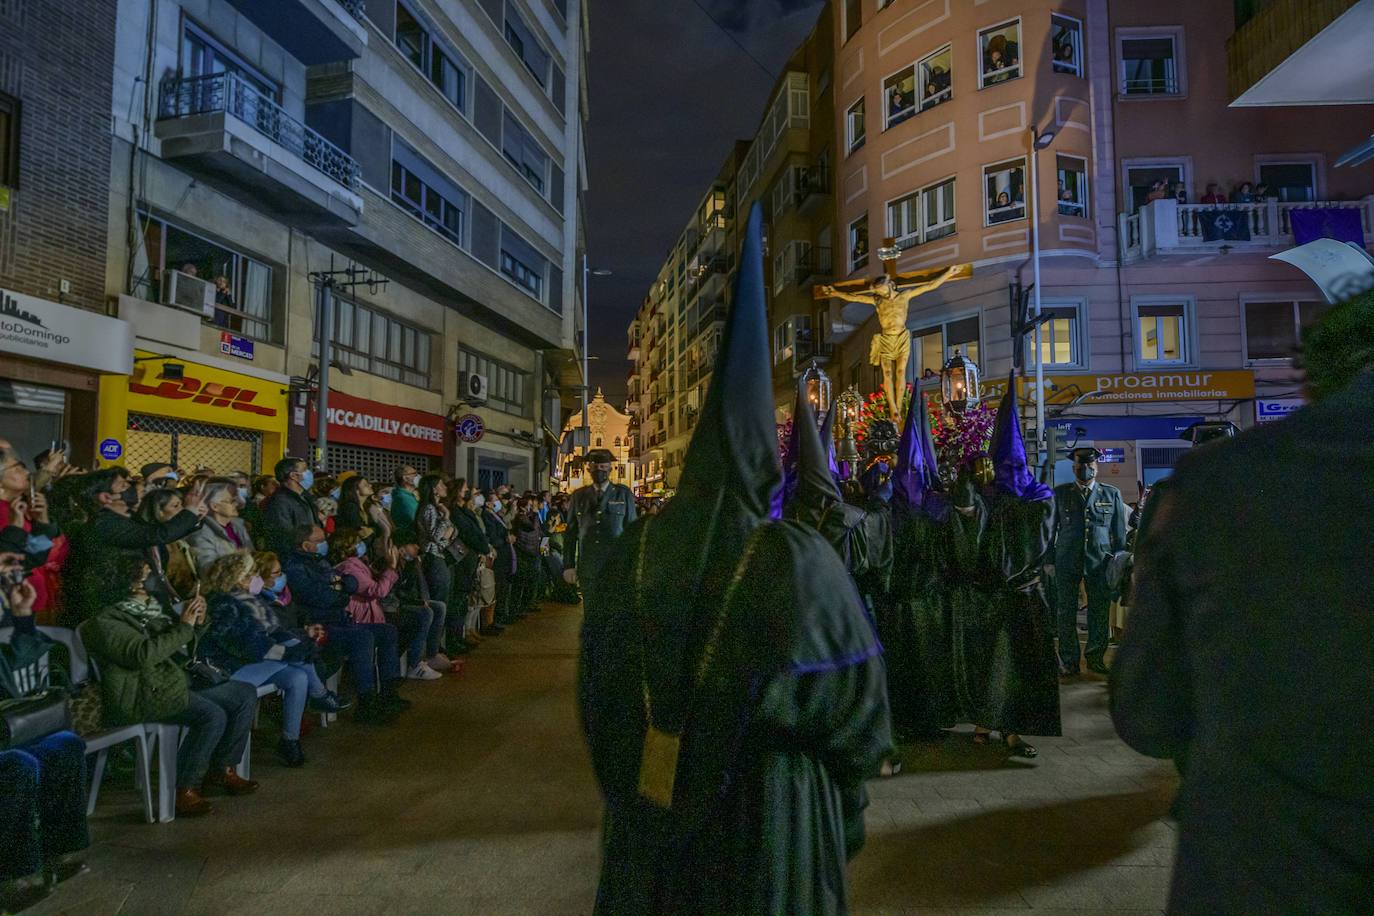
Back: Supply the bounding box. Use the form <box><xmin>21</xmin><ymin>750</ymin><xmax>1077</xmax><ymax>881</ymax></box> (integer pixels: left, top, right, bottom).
<box><xmin>463</xmin><ymin>372</ymin><xmax>489</xmax><ymax>404</ymax></box>
<box><xmin>163</xmin><ymin>269</ymin><xmax>216</xmax><ymax>319</ymax></box>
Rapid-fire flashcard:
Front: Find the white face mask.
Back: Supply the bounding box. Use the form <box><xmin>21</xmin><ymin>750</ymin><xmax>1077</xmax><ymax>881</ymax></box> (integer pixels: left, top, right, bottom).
<box><xmin>492</xmin><ymin>500</ymin><xmax>502</xmax><ymax>513</ymax></box>
<box><xmin>408</xmin><ymin>474</ymin><xmax>420</xmax><ymax>488</ymax></box>
<box><xmin>472</xmin><ymin>494</ymin><xmax>485</xmax><ymax>508</ymax></box>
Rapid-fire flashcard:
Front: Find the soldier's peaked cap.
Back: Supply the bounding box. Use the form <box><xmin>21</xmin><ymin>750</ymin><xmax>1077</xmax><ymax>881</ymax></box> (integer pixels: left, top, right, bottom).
<box><xmin>586</xmin><ymin>449</ymin><xmax>616</xmax><ymax>464</ymax></box>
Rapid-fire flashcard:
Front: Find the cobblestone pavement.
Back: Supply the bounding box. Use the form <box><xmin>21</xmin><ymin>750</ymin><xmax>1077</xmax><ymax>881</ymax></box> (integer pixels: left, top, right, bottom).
<box><xmin>33</xmin><ymin>603</ymin><xmax>1177</xmax><ymax>915</ymax></box>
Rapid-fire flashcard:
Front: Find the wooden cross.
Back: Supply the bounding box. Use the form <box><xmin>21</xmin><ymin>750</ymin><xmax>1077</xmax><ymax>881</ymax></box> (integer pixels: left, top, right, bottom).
<box><xmin>813</xmin><ymin>237</ymin><xmax>973</xmax><ymax>301</ymax></box>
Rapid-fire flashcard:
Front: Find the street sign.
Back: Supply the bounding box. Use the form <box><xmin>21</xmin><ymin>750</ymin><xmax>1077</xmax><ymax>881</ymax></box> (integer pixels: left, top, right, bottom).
<box><xmin>456</xmin><ymin>414</ymin><xmax>485</xmax><ymax>443</ymax></box>
<box><xmin>1255</xmin><ymin>398</ymin><xmax>1305</xmax><ymax>423</ymax></box>
<box><xmin>1097</xmin><ymin>447</ymin><xmax>1125</xmax><ymax>463</ymax></box>
<box><xmin>219</xmin><ymin>332</ymin><xmax>254</xmax><ymax>361</ymax></box>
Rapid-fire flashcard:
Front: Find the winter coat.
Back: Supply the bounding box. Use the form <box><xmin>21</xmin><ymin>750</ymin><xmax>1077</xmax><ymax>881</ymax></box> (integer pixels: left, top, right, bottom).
<box><xmin>334</xmin><ymin>556</ymin><xmax>398</xmax><ymax>625</ymax></box>
<box><xmin>185</xmin><ymin>515</ymin><xmax>254</xmax><ymax>573</ymax></box>
<box><xmin>201</xmin><ymin>590</ymin><xmax>313</xmax><ymax>672</ymax></box>
<box><xmin>78</xmin><ymin>597</ymin><xmax>195</xmax><ymax>725</ymax></box>
<box><xmin>260</xmin><ymin>488</ymin><xmax>320</xmax><ymax>556</ymax></box>
<box><xmin>282</xmin><ymin>550</ymin><xmax>357</xmax><ymax>627</ymax></box>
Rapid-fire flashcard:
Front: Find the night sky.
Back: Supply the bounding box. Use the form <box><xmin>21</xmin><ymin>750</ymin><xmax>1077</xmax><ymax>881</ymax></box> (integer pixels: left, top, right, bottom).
<box><xmin>584</xmin><ymin>0</ymin><xmax>825</xmax><ymax>405</ymax></box>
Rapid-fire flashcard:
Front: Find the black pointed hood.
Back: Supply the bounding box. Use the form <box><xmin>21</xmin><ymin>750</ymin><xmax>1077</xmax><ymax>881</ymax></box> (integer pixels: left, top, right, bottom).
<box><xmin>652</xmin><ymin>203</ymin><xmax>781</xmax><ymax>587</ymax></box>
<box><xmin>787</xmin><ymin>389</ymin><xmax>842</xmax><ymax>522</ymax></box>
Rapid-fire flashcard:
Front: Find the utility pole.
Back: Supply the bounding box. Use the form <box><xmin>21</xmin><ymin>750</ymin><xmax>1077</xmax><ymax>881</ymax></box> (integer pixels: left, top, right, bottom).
<box><xmin>308</xmin><ymin>260</ymin><xmax>388</xmax><ymax>471</ymax></box>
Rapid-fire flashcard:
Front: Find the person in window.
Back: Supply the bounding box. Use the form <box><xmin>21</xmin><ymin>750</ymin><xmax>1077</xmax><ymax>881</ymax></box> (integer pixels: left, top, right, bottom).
<box><xmin>983</xmin><ymin>34</ymin><xmax>1019</xmax><ymax>81</ymax></box>
<box><xmin>1057</xmin><ymin>181</ymin><xmax>1076</xmax><ymax>216</ymax></box>
<box><xmin>888</xmin><ymin>87</ymin><xmax>911</xmax><ymax>124</ymax></box>
<box><xmin>213</xmin><ymin>276</ymin><xmax>235</xmax><ymax>329</ymax></box>
<box><xmin>1145</xmin><ymin>180</ymin><xmax>1171</xmax><ymax>204</ymax></box>
<box><xmin>989</xmin><ymin>190</ymin><xmax>1015</xmax><ymax>223</ymax></box>
<box><xmin>923</xmin><ymin>67</ymin><xmax>950</xmax><ymax>107</ymax></box>
<box><xmin>1052</xmin><ymin>39</ymin><xmax>1076</xmax><ymax>73</ymax></box>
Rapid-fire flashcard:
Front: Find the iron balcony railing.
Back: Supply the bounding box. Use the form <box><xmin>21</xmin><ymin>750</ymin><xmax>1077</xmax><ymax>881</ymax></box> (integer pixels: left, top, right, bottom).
<box><xmin>338</xmin><ymin>0</ymin><xmax>367</xmax><ymax>18</ymax></box>
<box><xmin>793</xmin><ymin>247</ymin><xmax>834</xmax><ymax>286</ymax></box>
<box><xmin>159</xmin><ymin>72</ymin><xmax>361</xmax><ymax>190</ymax></box>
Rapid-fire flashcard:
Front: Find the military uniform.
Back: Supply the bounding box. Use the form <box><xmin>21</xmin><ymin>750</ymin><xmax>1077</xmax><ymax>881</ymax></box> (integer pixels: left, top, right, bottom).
<box><xmin>1052</xmin><ymin>477</ymin><xmax>1128</xmax><ymax>671</ymax></box>
<box><xmin>565</xmin><ymin>480</ymin><xmax>637</xmax><ymax>577</ymax></box>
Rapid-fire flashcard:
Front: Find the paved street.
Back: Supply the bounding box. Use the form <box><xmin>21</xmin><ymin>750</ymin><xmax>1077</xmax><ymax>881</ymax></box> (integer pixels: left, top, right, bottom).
<box><xmin>35</xmin><ymin>602</ymin><xmax>1178</xmax><ymax>915</ymax></box>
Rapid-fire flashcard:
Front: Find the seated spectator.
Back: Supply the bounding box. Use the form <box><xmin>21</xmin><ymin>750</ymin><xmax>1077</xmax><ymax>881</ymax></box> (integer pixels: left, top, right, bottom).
<box><xmin>135</xmin><ymin>487</ymin><xmax>200</xmax><ymax>606</ymax></box>
<box><xmin>0</xmin><ymin>447</ymin><xmax>68</xmax><ymax>620</ymax></box>
<box><xmin>332</xmin><ymin>528</ymin><xmax>441</xmax><ymax>681</ymax></box>
<box><xmin>1201</xmin><ymin>183</ymin><xmax>1227</xmax><ymax>205</ymax></box>
<box><xmin>283</xmin><ymin>523</ymin><xmax>404</xmax><ymax>724</ymax></box>
<box><xmin>260</xmin><ymin>458</ymin><xmax>320</xmax><ymax>557</ymax></box>
<box><xmin>0</xmin><ymin>574</ymin><xmax>88</xmax><ymax>913</ymax></box>
<box><xmin>185</xmin><ymin>479</ymin><xmax>254</xmax><ymax>574</ymax></box>
<box><xmin>391</xmin><ymin>538</ymin><xmax>451</xmax><ymax>673</ymax></box>
<box><xmin>250</xmin><ymin>550</ymin><xmax>298</xmax><ymax>628</ymax></box>
<box><xmin>200</xmin><ymin>550</ymin><xmax>347</xmax><ymax>767</ymax></box>
<box><xmin>78</xmin><ymin>551</ymin><xmax>260</xmax><ymax>817</ymax></box>
<box><xmin>61</xmin><ymin>469</ymin><xmax>207</xmax><ymax>627</ymax></box>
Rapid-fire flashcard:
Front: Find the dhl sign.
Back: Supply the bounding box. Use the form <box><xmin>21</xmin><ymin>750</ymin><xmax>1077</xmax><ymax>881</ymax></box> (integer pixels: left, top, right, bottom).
<box><xmin>126</xmin><ymin>357</ymin><xmax>286</xmax><ymax>434</ymax></box>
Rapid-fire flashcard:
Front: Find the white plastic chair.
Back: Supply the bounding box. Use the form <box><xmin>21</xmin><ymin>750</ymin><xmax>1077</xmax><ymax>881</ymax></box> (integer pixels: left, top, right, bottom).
<box><xmin>239</xmin><ymin>682</ymin><xmax>282</xmax><ymax>780</ymax></box>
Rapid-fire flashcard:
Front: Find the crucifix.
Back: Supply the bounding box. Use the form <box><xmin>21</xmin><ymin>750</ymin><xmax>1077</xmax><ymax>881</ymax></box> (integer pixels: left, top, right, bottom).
<box><xmin>814</xmin><ymin>238</ymin><xmax>972</xmax><ymax>421</ymax></box>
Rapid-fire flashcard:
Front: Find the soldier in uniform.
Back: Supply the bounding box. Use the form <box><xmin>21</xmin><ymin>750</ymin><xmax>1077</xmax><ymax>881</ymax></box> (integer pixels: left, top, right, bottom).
<box><xmin>562</xmin><ymin>448</ymin><xmax>637</xmax><ymax>586</ymax></box>
<box><xmin>1051</xmin><ymin>446</ymin><xmax>1128</xmax><ymax>675</ymax></box>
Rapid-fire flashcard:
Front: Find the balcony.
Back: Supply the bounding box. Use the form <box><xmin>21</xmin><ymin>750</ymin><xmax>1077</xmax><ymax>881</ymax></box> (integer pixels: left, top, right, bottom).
<box><xmin>224</xmin><ymin>0</ymin><xmax>367</xmax><ymax>65</ymax></box>
<box><xmin>793</xmin><ymin>247</ymin><xmax>834</xmax><ymax>288</ymax></box>
<box><xmin>1118</xmin><ymin>197</ymin><xmax>1374</xmax><ymax>263</ymax></box>
<box><xmin>157</xmin><ymin>73</ymin><xmax>363</xmax><ymax>226</ymax></box>
<box><xmin>793</xmin><ymin>165</ymin><xmax>832</xmax><ymax>217</ymax></box>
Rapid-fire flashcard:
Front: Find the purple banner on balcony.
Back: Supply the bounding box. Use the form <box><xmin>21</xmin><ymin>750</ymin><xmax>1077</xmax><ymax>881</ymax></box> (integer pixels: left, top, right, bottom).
<box><xmin>1290</xmin><ymin>208</ymin><xmax>1366</xmax><ymax>249</ymax></box>
<box><xmin>1197</xmin><ymin>209</ymin><xmax>1252</xmax><ymax>242</ymax></box>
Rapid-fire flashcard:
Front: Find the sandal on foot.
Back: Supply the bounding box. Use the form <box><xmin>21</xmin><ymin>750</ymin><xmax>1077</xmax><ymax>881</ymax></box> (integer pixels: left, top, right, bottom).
<box><xmin>1005</xmin><ymin>738</ymin><xmax>1038</xmax><ymax>758</ymax></box>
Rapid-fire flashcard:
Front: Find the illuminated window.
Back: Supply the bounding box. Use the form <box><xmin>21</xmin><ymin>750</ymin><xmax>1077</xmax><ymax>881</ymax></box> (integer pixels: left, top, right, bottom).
<box><xmin>918</xmin><ymin>45</ymin><xmax>953</xmax><ymax>110</ymax></box>
<box><xmin>883</xmin><ymin>66</ymin><xmax>915</xmax><ymax>129</ymax></box>
<box><xmin>983</xmin><ymin>158</ymin><xmax>1026</xmax><ymax>225</ymax></box>
<box><xmin>978</xmin><ymin>19</ymin><xmax>1022</xmax><ymax>88</ymax></box>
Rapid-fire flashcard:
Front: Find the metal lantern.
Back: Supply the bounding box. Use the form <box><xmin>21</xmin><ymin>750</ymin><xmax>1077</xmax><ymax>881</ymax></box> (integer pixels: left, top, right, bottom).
<box><xmin>800</xmin><ymin>360</ymin><xmax>831</xmax><ymax>429</ymax></box>
<box><xmin>940</xmin><ymin>348</ymin><xmax>981</xmax><ymax>415</ymax></box>
<box><xmin>834</xmin><ymin>385</ymin><xmax>862</xmax><ymax>465</ymax></box>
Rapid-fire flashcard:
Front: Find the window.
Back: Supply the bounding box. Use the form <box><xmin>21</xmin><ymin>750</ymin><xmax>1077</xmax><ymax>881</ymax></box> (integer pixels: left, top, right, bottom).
<box><xmin>918</xmin><ymin>45</ymin><xmax>952</xmax><ymax>111</ymax></box>
<box><xmin>1120</xmin><ymin>34</ymin><xmax>1181</xmax><ymax>95</ymax></box>
<box><xmin>504</xmin><ymin>3</ymin><xmax>550</xmax><ymax>86</ymax></box>
<box><xmin>844</xmin><ymin>0</ymin><xmax>862</xmax><ymax>41</ymax></box>
<box><xmin>0</xmin><ymin>92</ymin><xmax>17</xmax><ymax>189</ymax></box>
<box><xmin>135</xmin><ymin>212</ymin><xmax>276</xmax><ymax>342</ymax></box>
<box><xmin>182</xmin><ymin>21</ymin><xmax>279</xmax><ymax>101</ymax></box>
<box><xmin>1057</xmin><ymin>154</ymin><xmax>1088</xmax><ymax>218</ymax></box>
<box><xmin>500</xmin><ymin>226</ymin><xmax>547</xmax><ymax>301</ymax></box>
<box><xmin>395</xmin><ymin>3</ymin><xmax>470</xmax><ymax>113</ymax></box>
<box><xmin>887</xmin><ymin>192</ymin><xmax>920</xmax><ymax>249</ymax></box>
<box><xmin>502</xmin><ymin>110</ymin><xmax>549</xmax><ymax>193</ymax></box>
<box><xmin>395</xmin><ymin>4</ymin><xmax>428</xmax><ymax>70</ymax></box>
<box><xmin>314</xmin><ymin>298</ymin><xmax>433</xmax><ymax>389</ymax></box>
<box><xmin>983</xmin><ymin>159</ymin><xmax>1026</xmax><ymax>225</ymax></box>
<box><xmin>1029</xmin><ymin>303</ymin><xmax>1084</xmax><ymax>367</ymax></box>
<box><xmin>1243</xmin><ymin>298</ymin><xmax>1328</xmax><ymax>362</ymax></box>
<box><xmin>912</xmin><ymin>314</ymin><xmax>981</xmax><ymax>378</ymax></box>
<box><xmin>1257</xmin><ymin>162</ymin><xmax>1316</xmax><ymax>202</ymax></box>
<box><xmin>431</xmin><ymin>48</ymin><xmax>466</xmax><ymax>111</ymax></box>
<box><xmin>773</xmin><ymin>315</ymin><xmax>812</xmax><ymax>365</ymax></box>
<box><xmin>978</xmin><ymin>19</ymin><xmax>1022</xmax><ymax>87</ymax></box>
<box><xmin>884</xmin><ymin>66</ymin><xmax>916</xmax><ymax>129</ymax></box>
<box><xmin>846</xmin><ymin>96</ymin><xmax>866</xmax><ymax>153</ymax></box>
<box><xmin>923</xmin><ymin>176</ymin><xmax>956</xmax><ymax>241</ymax></box>
<box><xmin>1134</xmin><ymin>301</ymin><xmax>1190</xmax><ymax>364</ymax></box>
<box><xmin>459</xmin><ymin>348</ymin><xmax>531</xmax><ymax>417</ymax></box>
<box><xmin>849</xmin><ymin>214</ymin><xmax>869</xmax><ymax>273</ymax></box>
<box><xmin>1052</xmin><ymin>14</ymin><xmax>1083</xmax><ymax>76</ymax></box>
<box><xmin>391</xmin><ymin>156</ymin><xmax>467</xmax><ymax>247</ymax></box>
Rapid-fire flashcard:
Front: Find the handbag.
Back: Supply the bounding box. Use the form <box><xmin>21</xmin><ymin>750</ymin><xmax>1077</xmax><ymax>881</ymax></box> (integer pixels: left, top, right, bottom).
<box><xmin>183</xmin><ymin>633</ymin><xmax>230</xmax><ymax>688</ymax></box>
<box><xmin>0</xmin><ymin>689</ymin><xmax>72</xmax><ymax>749</ymax></box>
<box><xmin>65</xmin><ymin>682</ymin><xmax>105</xmax><ymax>738</ymax></box>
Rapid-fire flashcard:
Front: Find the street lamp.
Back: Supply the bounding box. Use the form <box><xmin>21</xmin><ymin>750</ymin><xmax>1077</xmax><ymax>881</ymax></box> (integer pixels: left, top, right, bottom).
<box><xmin>580</xmin><ymin>257</ymin><xmax>612</xmax><ymax>456</ymax></box>
<box><xmin>940</xmin><ymin>348</ymin><xmax>981</xmax><ymax>415</ymax></box>
<box><xmin>834</xmin><ymin>384</ymin><xmax>862</xmax><ymax>466</ymax></box>
<box><xmin>1029</xmin><ymin>126</ymin><xmax>1057</xmax><ymax>473</ymax></box>
<box><xmin>800</xmin><ymin>360</ymin><xmax>831</xmax><ymax>428</ymax></box>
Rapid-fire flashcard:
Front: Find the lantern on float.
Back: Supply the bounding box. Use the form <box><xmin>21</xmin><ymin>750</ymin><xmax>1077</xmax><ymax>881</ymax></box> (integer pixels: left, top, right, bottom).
<box><xmin>799</xmin><ymin>360</ymin><xmax>831</xmax><ymax>430</ymax></box>
<box><xmin>940</xmin><ymin>348</ymin><xmax>981</xmax><ymax>415</ymax></box>
<box><xmin>834</xmin><ymin>385</ymin><xmax>862</xmax><ymax>465</ymax></box>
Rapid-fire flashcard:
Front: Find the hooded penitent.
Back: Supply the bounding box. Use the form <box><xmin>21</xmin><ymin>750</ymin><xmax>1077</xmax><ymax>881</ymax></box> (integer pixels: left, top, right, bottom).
<box><xmin>893</xmin><ymin>396</ymin><xmax>939</xmax><ymax>514</ymax></box>
<box><xmin>784</xmin><ymin>389</ymin><xmax>843</xmax><ymax>528</ymax></box>
<box><xmin>579</xmin><ymin>204</ymin><xmax>892</xmax><ymax>915</ymax></box>
<box><xmin>989</xmin><ymin>376</ymin><xmax>1053</xmax><ymax>502</ymax></box>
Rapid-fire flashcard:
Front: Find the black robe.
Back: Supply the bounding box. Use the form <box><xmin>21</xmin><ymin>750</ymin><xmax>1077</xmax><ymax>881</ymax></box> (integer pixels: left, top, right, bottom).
<box><xmin>579</xmin><ymin>520</ymin><xmax>892</xmax><ymax>914</ymax></box>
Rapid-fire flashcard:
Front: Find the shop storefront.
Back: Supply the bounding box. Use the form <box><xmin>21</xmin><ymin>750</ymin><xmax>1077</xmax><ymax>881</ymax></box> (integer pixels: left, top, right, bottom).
<box><xmin>96</xmin><ymin>351</ymin><xmax>287</xmax><ymax>475</ymax></box>
<box><xmin>306</xmin><ymin>389</ymin><xmax>445</xmax><ymax>480</ymax></box>
<box><xmin>0</xmin><ymin>288</ymin><xmax>134</xmax><ymax>466</ymax></box>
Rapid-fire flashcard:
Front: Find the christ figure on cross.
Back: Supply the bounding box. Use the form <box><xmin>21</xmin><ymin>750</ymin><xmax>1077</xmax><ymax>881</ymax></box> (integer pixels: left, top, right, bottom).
<box><xmin>815</xmin><ymin>239</ymin><xmax>972</xmax><ymax>421</ymax></box>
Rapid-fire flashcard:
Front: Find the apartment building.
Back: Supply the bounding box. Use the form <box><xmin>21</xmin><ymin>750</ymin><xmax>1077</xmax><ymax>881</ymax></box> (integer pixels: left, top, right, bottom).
<box><xmin>0</xmin><ymin>0</ymin><xmax>131</xmax><ymax>465</ymax></box>
<box><xmin>95</xmin><ymin>0</ymin><xmax>587</xmax><ymax>488</ymax></box>
<box><xmin>825</xmin><ymin>0</ymin><xmax>1373</xmax><ymax>495</ymax></box>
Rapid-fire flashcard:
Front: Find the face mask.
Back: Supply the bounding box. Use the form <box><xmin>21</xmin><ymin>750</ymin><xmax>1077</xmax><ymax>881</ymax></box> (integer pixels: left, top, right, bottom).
<box><xmin>591</xmin><ymin>469</ymin><xmax>611</xmax><ymax>485</ymax></box>
<box><xmin>355</xmin><ymin>541</ymin><xmax>367</xmax><ymax>558</ymax></box>
<box><xmin>120</xmin><ymin>487</ymin><xmax>139</xmax><ymax>509</ymax></box>
<box><xmin>492</xmin><ymin>500</ymin><xmax>502</xmax><ymax>513</ymax></box>
<box><xmin>238</xmin><ymin>486</ymin><xmax>249</xmax><ymax>503</ymax></box>
<box><xmin>1075</xmin><ymin>465</ymin><xmax>1096</xmax><ymax>483</ymax></box>
<box><xmin>472</xmin><ymin>494</ymin><xmax>485</xmax><ymax>508</ymax></box>
<box><xmin>380</xmin><ymin>492</ymin><xmax>392</xmax><ymax>509</ymax></box>
<box><xmin>163</xmin><ymin>471</ymin><xmax>179</xmax><ymax>484</ymax></box>
<box><xmin>408</xmin><ymin>474</ymin><xmax>420</xmax><ymax>488</ymax></box>
<box><xmin>330</xmin><ymin>488</ymin><xmax>341</xmax><ymax>500</ymax></box>
<box><xmin>270</xmin><ymin>574</ymin><xmax>287</xmax><ymax>594</ymax></box>
<box><xmin>300</xmin><ymin>469</ymin><xmax>315</xmax><ymax>490</ymax></box>
<box><xmin>315</xmin><ymin>541</ymin><xmax>328</xmax><ymax>556</ymax></box>
<box><xmin>248</xmin><ymin>575</ymin><xmax>264</xmax><ymax>595</ymax></box>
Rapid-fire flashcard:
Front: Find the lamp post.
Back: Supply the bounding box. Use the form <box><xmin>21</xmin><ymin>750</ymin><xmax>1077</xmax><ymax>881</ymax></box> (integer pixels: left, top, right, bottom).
<box><xmin>940</xmin><ymin>348</ymin><xmax>981</xmax><ymax>415</ymax></box>
<box><xmin>580</xmin><ymin>256</ymin><xmax>612</xmax><ymax>457</ymax></box>
<box><xmin>1030</xmin><ymin>126</ymin><xmax>1057</xmax><ymax>472</ymax></box>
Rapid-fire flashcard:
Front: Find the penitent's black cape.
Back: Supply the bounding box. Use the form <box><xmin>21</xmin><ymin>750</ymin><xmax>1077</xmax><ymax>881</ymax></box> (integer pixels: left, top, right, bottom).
<box><xmin>579</xmin><ymin>205</ymin><xmax>892</xmax><ymax>914</ymax></box>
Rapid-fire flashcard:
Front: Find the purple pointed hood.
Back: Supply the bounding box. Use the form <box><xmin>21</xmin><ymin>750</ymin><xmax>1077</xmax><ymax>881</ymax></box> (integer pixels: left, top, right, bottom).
<box><xmin>990</xmin><ymin>376</ymin><xmax>1053</xmax><ymax>502</ymax></box>
<box><xmin>893</xmin><ymin>398</ymin><xmax>930</xmax><ymax>510</ymax></box>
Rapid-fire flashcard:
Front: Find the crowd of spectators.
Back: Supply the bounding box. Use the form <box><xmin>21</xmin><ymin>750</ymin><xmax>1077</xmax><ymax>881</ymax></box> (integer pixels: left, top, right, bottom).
<box><xmin>0</xmin><ymin>441</ymin><xmax>575</xmax><ymax>910</ymax></box>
